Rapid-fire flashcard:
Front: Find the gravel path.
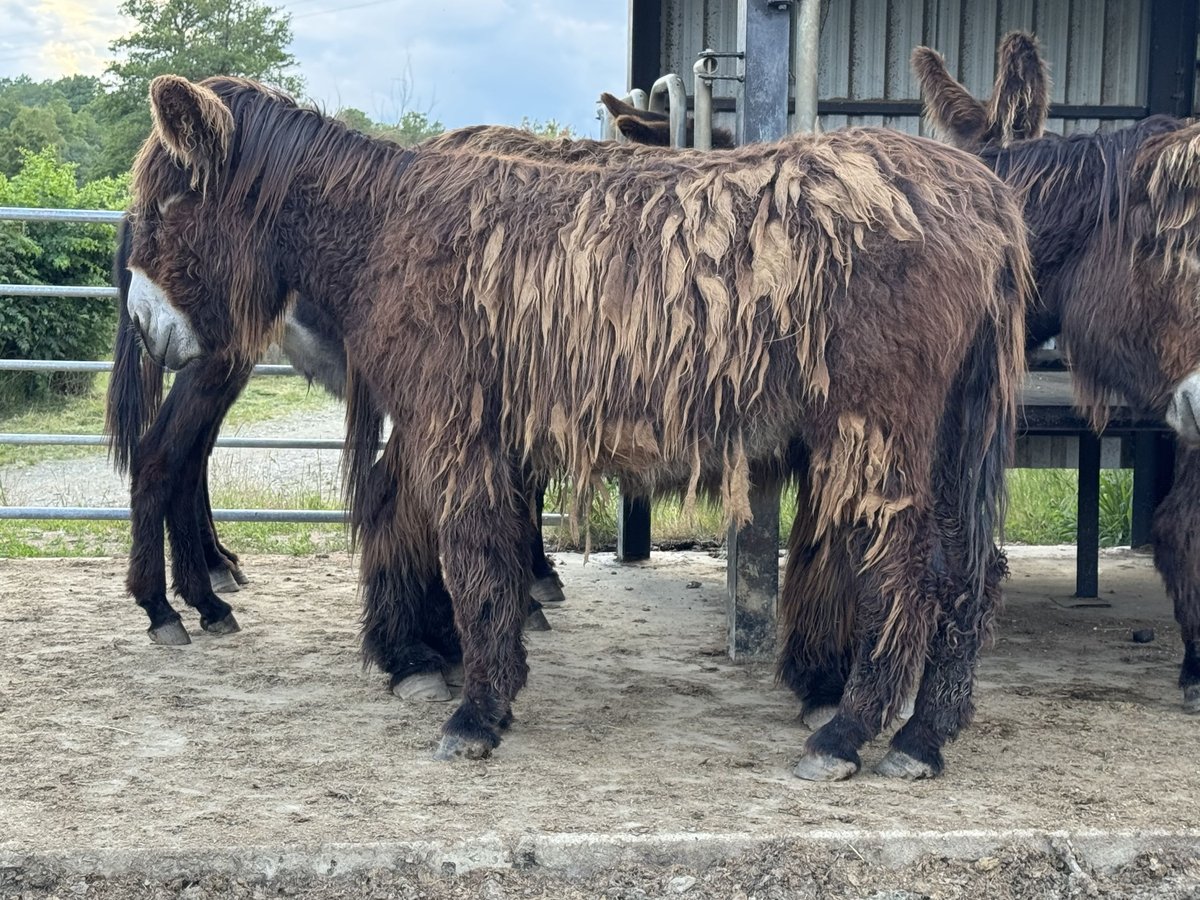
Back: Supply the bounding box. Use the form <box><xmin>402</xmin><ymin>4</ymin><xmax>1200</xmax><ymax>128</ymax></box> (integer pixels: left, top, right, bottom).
<box><xmin>0</xmin><ymin>400</ymin><xmax>347</xmax><ymax>509</ymax></box>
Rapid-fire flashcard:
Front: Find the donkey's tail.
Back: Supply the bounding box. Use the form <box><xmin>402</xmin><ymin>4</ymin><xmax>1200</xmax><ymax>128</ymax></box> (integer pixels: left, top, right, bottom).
<box><xmin>950</xmin><ymin>230</ymin><xmax>1029</xmax><ymax>620</ymax></box>
<box><xmin>104</xmin><ymin>217</ymin><xmax>165</xmax><ymax>474</ymax></box>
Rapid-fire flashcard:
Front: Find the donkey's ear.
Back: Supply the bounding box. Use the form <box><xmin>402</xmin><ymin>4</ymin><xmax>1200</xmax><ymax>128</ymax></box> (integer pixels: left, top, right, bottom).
<box><xmin>600</xmin><ymin>92</ymin><xmax>642</xmax><ymax>120</ymax></box>
<box><xmin>614</xmin><ymin>114</ymin><xmax>670</xmax><ymax>146</ymax></box>
<box><xmin>710</xmin><ymin>125</ymin><xmax>736</xmax><ymax>149</ymax></box>
<box><xmin>989</xmin><ymin>31</ymin><xmax>1050</xmax><ymax>143</ymax></box>
<box><xmin>149</xmin><ymin>75</ymin><xmax>233</xmax><ymax>185</ymax></box>
<box><xmin>911</xmin><ymin>46</ymin><xmax>987</xmax><ymax>149</ymax></box>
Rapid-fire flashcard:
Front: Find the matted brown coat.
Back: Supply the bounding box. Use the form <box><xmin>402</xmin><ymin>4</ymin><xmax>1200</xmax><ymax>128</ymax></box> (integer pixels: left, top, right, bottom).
<box><xmin>125</xmin><ymin>75</ymin><xmax>1029</xmax><ymax>780</ymax></box>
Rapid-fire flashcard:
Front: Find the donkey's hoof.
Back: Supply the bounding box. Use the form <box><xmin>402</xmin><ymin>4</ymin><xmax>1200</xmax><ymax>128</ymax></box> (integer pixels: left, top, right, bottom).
<box><xmin>148</xmin><ymin>620</ymin><xmax>191</xmax><ymax>646</ymax></box>
<box><xmin>201</xmin><ymin>612</ymin><xmax>240</xmax><ymax>635</ymax></box>
<box><xmin>792</xmin><ymin>752</ymin><xmax>859</xmax><ymax>782</ymax></box>
<box><xmin>231</xmin><ymin>566</ymin><xmax>250</xmax><ymax>586</ymax></box>
<box><xmin>433</xmin><ymin>733</ymin><xmax>495</xmax><ymax>761</ymax></box>
<box><xmin>1183</xmin><ymin>685</ymin><xmax>1200</xmax><ymax>714</ymax></box>
<box><xmin>394</xmin><ymin>672</ymin><xmax>451</xmax><ymax>702</ymax></box>
<box><xmin>530</xmin><ymin>575</ymin><xmax>566</xmax><ymax>608</ymax></box>
<box><xmin>208</xmin><ymin>566</ymin><xmax>241</xmax><ymax>593</ymax></box>
<box><xmin>523</xmin><ymin>608</ymin><xmax>552</xmax><ymax>632</ymax></box>
<box><xmin>442</xmin><ymin>663</ymin><xmax>465</xmax><ymax>689</ymax></box>
<box><xmin>875</xmin><ymin>749</ymin><xmax>936</xmax><ymax>780</ymax></box>
<box><xmin>801</xmin><ymin>705</ymin><xmax>837</xmax><ymax>732</ymax></box>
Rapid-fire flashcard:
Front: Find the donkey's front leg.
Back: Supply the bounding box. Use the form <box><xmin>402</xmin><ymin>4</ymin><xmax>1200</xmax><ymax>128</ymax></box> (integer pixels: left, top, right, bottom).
<box><xmin>1152</xmin><ymin>446</ymin><xmax>1200</xmax><ymax>713</ymax></box>
<box><xmin>433</xmin><ymin>476</ymin><xmax>530</xmax><ymax>760</ymax></box>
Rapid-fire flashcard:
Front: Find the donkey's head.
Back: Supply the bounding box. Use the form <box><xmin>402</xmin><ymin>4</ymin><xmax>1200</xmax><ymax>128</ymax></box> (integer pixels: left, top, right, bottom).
<box><xmin>1126</xmin><ymin>122</ymin><xmax>1200</xmax><ymax>440</ymax></box>
<box><xmin>912</xmin><ymin>31</ymin><xmax>1050</xmax><ymax>151</ymax></box>
<box><xmin>125</xmin><ymin>75</ymin><xmax>297</xmax><ymax>368</ymax></box>
<box><xmin>599</xmin><ymin>92</ymin><xmax>736</xmax><ymax>149</ymax></box>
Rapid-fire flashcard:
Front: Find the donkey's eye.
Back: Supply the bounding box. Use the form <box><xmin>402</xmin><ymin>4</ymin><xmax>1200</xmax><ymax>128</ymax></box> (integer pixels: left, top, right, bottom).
<box><xmin>156</xmin><ymin>194</ymin><xmax>185</xmax><ymax>216</ymax></box>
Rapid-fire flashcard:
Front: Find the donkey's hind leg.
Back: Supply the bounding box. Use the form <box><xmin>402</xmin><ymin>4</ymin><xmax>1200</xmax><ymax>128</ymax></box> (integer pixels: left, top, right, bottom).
<box><xmin>433</xmin><ymin>452</ymin><xmax>530</xmax><ymax>761</ymax></box>
<box><xmin>777</xmin><ymin>461</ymin><xmax>855</xmax><ymax>730</ymax></box>
<box><xmin>877</xmin><ymin>547</ymin><xmax>1005</xmax><ymax>778</ymax></box>
<box><xmin>793</xmin><ymin>512</ymin><xmax>940</xmax><ymax>782</ymax></box>
<box><xmin>356</xmin><ymin>444</ymin><xmax>460</xmax><ymax>702</ymax></box>
<box><xmin>1152</xmin><ymin>445</ymin><xmax>1200</xmax><ymax>712</ymax></box>
<box><xmin>527</xmin><ymin>483</ymin><xmax>565</xmax><ymax>609</ymax></box>
<box><xmin>198</xmin><ymin>462</ymin><xmax>247</xmax><ymax>591</ymax></box>
<box><xmin>164</xmin><ymin>439</ymin><xmax>239</xmax><ymax>635</ymax></box>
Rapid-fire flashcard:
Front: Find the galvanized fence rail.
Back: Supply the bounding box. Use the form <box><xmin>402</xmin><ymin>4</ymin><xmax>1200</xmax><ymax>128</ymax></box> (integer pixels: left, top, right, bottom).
<box><xmin>0</xmin><ymin>206</ymin><xmax>358</xmax><ymax>528</ymax></box>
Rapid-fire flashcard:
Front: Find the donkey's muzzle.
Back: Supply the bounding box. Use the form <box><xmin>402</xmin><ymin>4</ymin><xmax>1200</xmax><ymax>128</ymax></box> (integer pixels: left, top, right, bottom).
<box><xmin>1167</xmin><ymin>371</ymin><xmax>1200</xmax><ymax>444</ymax></box>
<box><xmin>126</xmin><ymin>267</ymin><xmax>203</xmax><ymax>371</ymax></box>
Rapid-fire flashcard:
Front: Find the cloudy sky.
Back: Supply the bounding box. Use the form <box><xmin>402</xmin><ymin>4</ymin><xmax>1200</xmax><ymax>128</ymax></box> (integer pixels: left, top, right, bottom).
<box><xmin>0</xmin><ymin>0</ymin><xmax>629</xmax><ymax>137</ymax></box>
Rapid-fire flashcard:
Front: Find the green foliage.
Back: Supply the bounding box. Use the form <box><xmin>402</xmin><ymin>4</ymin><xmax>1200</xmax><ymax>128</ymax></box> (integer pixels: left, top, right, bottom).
<box><xmin>0</xmin><ymin>148</ymin><xmax>128</xmax><ymax>409</ymax></box>
<box><xmin>0</xmin><ymin>76</ymin><xmax>106</xmax><ymax>181</ymax></box>
<box><xmin>95</xmin><ymin>0</ymin><xmax>303</xmax><ymax>177</ymax></box>
<box><xmin>337</xmin><ymin>107</ymin><xmax>445</xmax><ymax>147</ymax></box>
<box><xmin>1004</xmin><ymin>468</ymin><xmax>1133</xmax><ymax>547</ymax></box>
<box><xmin>518</xmin><ymin>116</ymin><xmax>574</xmax><ymax>139</ymax></box>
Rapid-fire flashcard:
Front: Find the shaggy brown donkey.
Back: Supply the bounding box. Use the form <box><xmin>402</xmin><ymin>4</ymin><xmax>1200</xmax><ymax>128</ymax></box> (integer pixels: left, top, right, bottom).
<box><xmin>124</xmin><ymin>75</ymin><xmax>1028</xmax><ymax>780</ymax></box>
<box><xmin>912</xmin><ymin>32</ymin><xmax>1200</xmax><ymax>715</ymax></box>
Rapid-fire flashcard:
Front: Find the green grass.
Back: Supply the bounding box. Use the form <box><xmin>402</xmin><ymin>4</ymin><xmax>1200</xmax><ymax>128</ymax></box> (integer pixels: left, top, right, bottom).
<box><xmin>0</xmin><ymin>372</ymin><xmax>337</xmax><ymax>468</ymax></box>
<box><xmin>1005</xmin><ymin>468</ymin><xmax>1133</xmax><ymax>548</ymax></box>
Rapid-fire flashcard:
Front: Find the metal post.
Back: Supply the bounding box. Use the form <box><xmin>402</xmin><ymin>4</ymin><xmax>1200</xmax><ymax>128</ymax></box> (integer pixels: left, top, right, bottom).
<box><xmin>616</xmin><ymin>488</ymin><xmax>652</xmax><ymax>561</ymax></box>
<box><xmin>725</xmin><ymin>0</ymin><xmax>791</xmax><ymax>659</ymax></box>
<box><xmin>693</xmin><ymin>53</ymin><xmax>717</xmax><ymax>151</ymax></box>
<box><xmin>736</xmin><ymin>0</ymin><xmax>792</xmax><ymax>144</ymax></box>
<box><xmin>1076</xmin><ymin>432</ymin><xmax>1101</xmax><ymax>598</ymax></box>
<box><xmin>791</xmin><ymin>0</ymin><xmax>820</xmax><ymax>134</ymax></box>
<box><xmin>726</xmin><ymin>478</ymin><xmax>782</xmax><ymax>660</ymax></box>
<box><xmin>649</xmin><ymin>74</ymin><xmax>689</xmax><ymax>149</ymax></box>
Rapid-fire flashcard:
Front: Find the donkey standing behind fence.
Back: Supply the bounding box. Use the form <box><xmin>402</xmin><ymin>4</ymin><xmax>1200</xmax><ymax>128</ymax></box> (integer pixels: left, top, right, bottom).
<box><xmin>777</xmin><ymin>33</ymin><xmax>1200</xmax><ymax>771</ymax></box>
<box><xmin>912</xmin><ymin>32</ymin><xmax>1200</xmax><ymax>716</ymax></box>
<box><xmin>121</xmin><ymin>74</ymin><xmax>1028</xmax><ymax>779</ymax></box>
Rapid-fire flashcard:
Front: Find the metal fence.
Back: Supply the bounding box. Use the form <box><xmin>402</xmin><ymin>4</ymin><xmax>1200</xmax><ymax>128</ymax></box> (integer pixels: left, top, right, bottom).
<box><xmin>0</xmin><ymin>206</ymin><xmax>351</xmax><ymax>527</ymax></box>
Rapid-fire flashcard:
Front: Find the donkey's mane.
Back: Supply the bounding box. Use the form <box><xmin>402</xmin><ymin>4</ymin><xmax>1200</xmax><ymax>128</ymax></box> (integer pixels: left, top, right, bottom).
<box><xmin>134</xmin><ymin>76</ymin><xmax>418</xmax><ymax>229</ymax></box>
<box><xmin>980</xmin><ymin>115</ymin><xmax>1186</xmax><ymax>246</ymax></box>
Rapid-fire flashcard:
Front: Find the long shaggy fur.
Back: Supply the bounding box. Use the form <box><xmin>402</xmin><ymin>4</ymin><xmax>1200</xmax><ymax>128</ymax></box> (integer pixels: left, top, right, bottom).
<box><xmin>129</xmin><ymin>76</ymin><xmax>1030</xmax><ymax>761</ymax></box>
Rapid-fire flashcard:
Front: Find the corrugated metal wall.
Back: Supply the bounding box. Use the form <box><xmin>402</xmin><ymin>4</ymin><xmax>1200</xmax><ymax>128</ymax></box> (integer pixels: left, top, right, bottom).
<box><xmin>658</xmin><ymin>0</ymin><xmax>1151</xmax><ymax>136</ymax></box>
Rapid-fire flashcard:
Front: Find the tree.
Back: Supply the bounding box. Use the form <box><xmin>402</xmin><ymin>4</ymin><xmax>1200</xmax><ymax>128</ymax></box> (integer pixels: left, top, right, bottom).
<box><xmin>94</xmin><ymin>0</ymin><xmax>303</xmax><ymax>177</ymax></box>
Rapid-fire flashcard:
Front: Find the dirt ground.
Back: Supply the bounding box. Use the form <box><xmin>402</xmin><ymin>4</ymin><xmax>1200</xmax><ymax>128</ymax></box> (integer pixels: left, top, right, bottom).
<box><xmin>1</xmin><ymin>547</ymin><xmax>1199</xmax><ymax>898</ymax></box>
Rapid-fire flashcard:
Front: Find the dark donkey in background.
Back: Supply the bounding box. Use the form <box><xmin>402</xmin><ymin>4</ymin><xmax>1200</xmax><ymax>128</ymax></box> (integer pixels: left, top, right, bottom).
<box><xmin>107</xmin><ymin>218</ymin><xmax>561</xmax><ymax>697</ymax></box>
<box><xmin>124</xmin><ymin>74</ymin><xmax>1028</xmax><ymax>780</ymax></box>
<box><xmin>776</xmin><ymin>33</ymin><xmax>1200</xmax><ymax>770</ymax></box>
<box><xmin>911</xmin><ymin>31</ymin><xmax>1200</xmax><ymax>715</ymax></box>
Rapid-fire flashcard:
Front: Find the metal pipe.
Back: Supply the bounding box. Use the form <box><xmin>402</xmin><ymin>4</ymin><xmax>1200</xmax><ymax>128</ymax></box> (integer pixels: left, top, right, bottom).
<box><xmin>649</xmin><ymin>73</ymin><xmax>689</xmax><ymax>148</ymax></box>
<box><xmin>0</xmin><ymin>360</ymin><xmax>300</xmax><ymax>376</ymax></box>
<box><xmin>693</xmin><ymin>51</ymin><xmax>719</xmax><ymax>151</ymax></box>
<box><xmin>791</xmin><ymin>0</ymin><xmax>821</xmax><ymax>134</ymax></box>
<box><xmin>0</xmin><ymin>207</ymin><xmax>123</xmax><ymax>224</ymax></box>
<box><xmin>0</xmin><ymin>433</ymin><xmax>356</xmax><ymax>450</ymax></box>
<box><xmin>0</xmin><ymin>505</ymin><xmax>568</xmax><ymax>525</ymax></box>
<box><xmin>0</xmin><ymin>284</ymin><xmax>117</xmax><ymax>299</ymax></box>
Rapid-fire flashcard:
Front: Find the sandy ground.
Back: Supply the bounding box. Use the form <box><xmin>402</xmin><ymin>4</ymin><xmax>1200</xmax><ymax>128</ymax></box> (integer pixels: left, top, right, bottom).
<box><xmin>1</xmin><ymin>547</ymin><xmax>1198</xmax><ymax>898</ymax></box>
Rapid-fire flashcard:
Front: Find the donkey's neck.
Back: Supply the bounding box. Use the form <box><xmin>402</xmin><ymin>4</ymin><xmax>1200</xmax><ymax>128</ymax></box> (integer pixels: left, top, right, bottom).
<box><xmin>267</xmin><ymin>136</ymin><xmax>416</xmax><ymax>337</ymax></box>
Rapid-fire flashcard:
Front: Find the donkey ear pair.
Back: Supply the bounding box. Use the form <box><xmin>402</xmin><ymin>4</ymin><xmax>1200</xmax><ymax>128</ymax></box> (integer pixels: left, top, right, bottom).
<box><xmin>912</xmin><ymin>31</ymin><xmax>1050</xmax><ymax>151</ymax></box>
<box><xmin>148</xmin><ymin>75</ymin><xmax>233</xmax><ymax>185</ymax></box>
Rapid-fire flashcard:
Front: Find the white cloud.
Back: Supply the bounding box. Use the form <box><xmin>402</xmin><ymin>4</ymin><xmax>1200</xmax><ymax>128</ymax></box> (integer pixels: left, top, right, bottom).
<box><xmin>0</xmin><ymin>0</ymin><xmax>627</xmax><ymax>136</ymax></box>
